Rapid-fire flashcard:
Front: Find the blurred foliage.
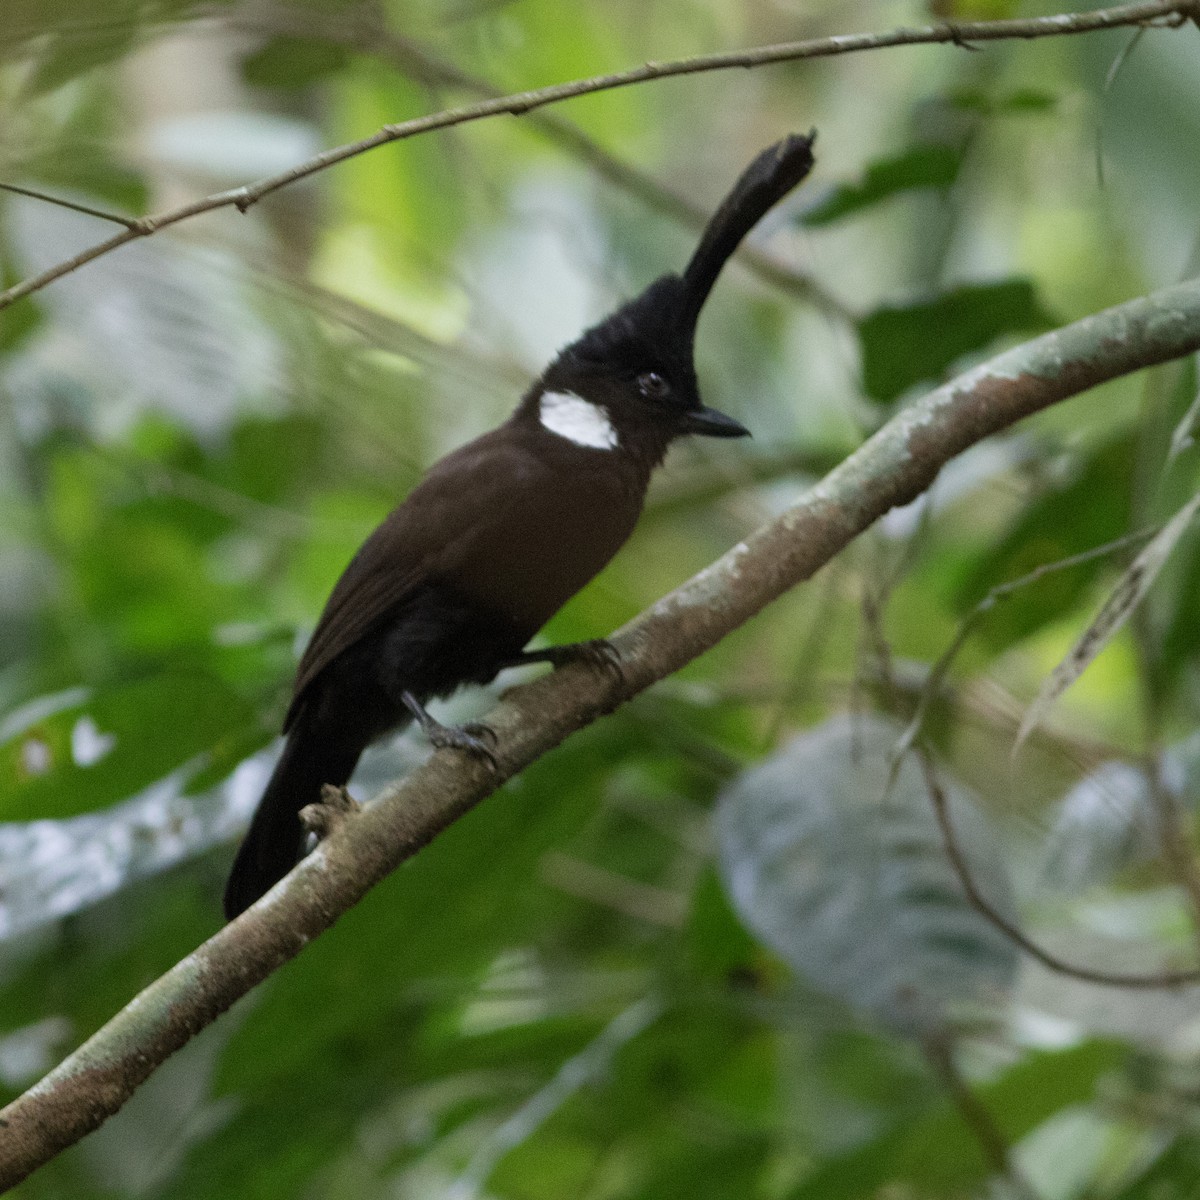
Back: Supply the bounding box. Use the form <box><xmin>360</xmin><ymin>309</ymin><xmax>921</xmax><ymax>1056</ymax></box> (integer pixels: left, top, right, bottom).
<box><xmin>857</xmin><ymin>278</ymin><xmax>1057</xmax><ymax>402</ymax></box>
<box><xmin>2</xmin><ymin>1</ymin><xmax>1200</xmax><ymax>1198</ymax></box>
<box><xmin>800</xmin><ymin>143</ymin><xmax>963</xmax><ymax>228</ymax></box>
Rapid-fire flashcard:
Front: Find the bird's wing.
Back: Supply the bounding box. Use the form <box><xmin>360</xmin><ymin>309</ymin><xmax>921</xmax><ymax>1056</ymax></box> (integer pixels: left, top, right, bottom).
<box><xmin>285</xmin><ymin>429</ymin><xmax>539</xmax><ymax>729</ymax></box>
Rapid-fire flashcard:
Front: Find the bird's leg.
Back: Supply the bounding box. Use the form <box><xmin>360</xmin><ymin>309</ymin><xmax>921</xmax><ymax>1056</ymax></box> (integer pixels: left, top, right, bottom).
<box><xmin>503</xmin><ymin>638</ymin><xmax>623</xmax><ymax>680</ymax></box>
<box><xmin>299</xmin><ymin>783</ymin><xmax>361</xmax><ymax>841</ymax></box>
<box><xmin>402</xmin><ymin>691</ymin><xmax>498</xmax><ymax>769</ymax></box>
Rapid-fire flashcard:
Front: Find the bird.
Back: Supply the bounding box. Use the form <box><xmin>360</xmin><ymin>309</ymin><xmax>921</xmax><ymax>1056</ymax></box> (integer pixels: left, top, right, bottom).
<box><xmin>223</xmin><ymin>131</ymin><xmax>817</xmax><ymax>920</ymax></box>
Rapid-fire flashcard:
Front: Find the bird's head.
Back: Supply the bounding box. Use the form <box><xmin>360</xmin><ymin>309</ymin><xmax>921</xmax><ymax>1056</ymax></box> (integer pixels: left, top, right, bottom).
<box><xmin>531</xmin><ymin>275</ymin><xmax>749</xmax><ymax>463</ymax></box>
<box><xmin>519</xmin><ymin>132</ymin><xmax>816</xmax><ymax>465</ymax></box>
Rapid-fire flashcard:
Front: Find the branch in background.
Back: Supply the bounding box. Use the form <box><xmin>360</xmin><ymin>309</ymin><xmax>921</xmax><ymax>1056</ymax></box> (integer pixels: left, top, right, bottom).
<box><xmin>922</xmin><ymin>1032</ymin><xmax>1035</xmax><ymax>1199</ymax></box>
<box><xmin>893</xmin><ymin>528</ymin><xmax>1160</xmax><ymax>765</ymax></box>
<box><xmin>916</xmin><ymin>749</ymin><xmax>1200</xmax><ymax>989</ymax></box>
<box><xmin>224</xmin><ymin>2</ymin><xmax>850</xmax><ymax>316</ymax></box>
<box><xmin>2</xmin><ymin>0</ymin><xmax>1197</xmax><ymax>311</ymax></box>
<box><xmin>647</xmin><ymin>444</ymin><xmax>845</xmax><ymax>514</ymax></box>
<box><xmin>0</xmin><ymin>182</ymin><xmax>137</xmax><ymax>228</ymax></box>
<box><xmin>2</xmin><ymin>273</ymin><xmax>1200</xmax><ymax>1190</ymax></box>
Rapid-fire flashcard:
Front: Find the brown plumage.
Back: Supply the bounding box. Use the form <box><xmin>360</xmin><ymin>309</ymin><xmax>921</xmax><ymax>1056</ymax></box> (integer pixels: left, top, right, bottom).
<box><xmin>224</xmin><ymin>132</ymin><xmax>816</xmax><ymax>920</ymax></box>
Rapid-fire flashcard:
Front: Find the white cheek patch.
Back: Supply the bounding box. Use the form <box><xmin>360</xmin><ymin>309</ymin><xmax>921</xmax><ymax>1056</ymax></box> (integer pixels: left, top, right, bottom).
<box><xmin>538</xmin><ymin>390</ymin><xmax>619</xmax><ymax>450</ymax></box>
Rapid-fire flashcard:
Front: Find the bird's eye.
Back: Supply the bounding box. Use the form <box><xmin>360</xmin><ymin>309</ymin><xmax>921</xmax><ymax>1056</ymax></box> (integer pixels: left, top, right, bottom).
<box><xmin>637</xmin><ymin>372</ymin><xmax>670</xmax><ymax>400</ymax></box>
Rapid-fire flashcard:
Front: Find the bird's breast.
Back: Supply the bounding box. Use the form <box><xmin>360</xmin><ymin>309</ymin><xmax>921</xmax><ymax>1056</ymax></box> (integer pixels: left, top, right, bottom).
<box><xmin>438</xmin><ymin>454</ymin><xmax>647</xmax><ymax>635</ymax></box>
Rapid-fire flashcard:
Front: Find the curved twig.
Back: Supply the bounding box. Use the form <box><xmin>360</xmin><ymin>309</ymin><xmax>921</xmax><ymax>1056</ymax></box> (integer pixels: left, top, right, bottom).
<box><xmin>2</xmin><ymin>0</ymin><xmax>1196</xmax><ymax>312</ymax></box>
<box><xmin>917</xmin><ymin>750</ymin><xmax>1200</xmax><ymax>989</ymax></box>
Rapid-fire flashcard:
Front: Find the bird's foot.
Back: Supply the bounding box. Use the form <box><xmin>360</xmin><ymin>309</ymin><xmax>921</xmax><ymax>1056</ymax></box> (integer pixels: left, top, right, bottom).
<box><xmin>426</xmin><ymin>719</ymin><xmax>499</xmax><ymax>769</ymax></box>
<box><xmin>402</xmin><ymin>691</ymin><xmax>499</xmax><ymax>770</ymax></box>
<box><xmin>507</xmin><ymin>638</ymin><xmax>624</xmax><ymax>682</ymax></box>
<box><xmin>560</xmin><ymin>638</ymin><xmax>623</xmax><ymax>678</ymax></box>
<box><xmin>299</xmin><ymin>784</ymin><xmax>362</xmax><ymax>840</ymax></box>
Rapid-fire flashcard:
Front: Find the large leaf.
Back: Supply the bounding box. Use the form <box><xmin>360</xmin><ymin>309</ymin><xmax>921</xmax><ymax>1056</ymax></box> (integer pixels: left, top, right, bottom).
<box><xmin>715</xmin><ymin>714</ymin><xmax>1018</xmax><ymax>1035</ymax></box>
<box><xmin>1039</xmin><ymin>760</ymin><xmax>1155</xmax><ymax>891</ymax></box>
<box><xmin>952</xmin><ymin>438</ymin><xmax>1135</xmax><ymax>652</ymax></box>
<box><xmin>802</xmin><ymin>144</ymin><xmax>961</xmax><ymax>227</ymax></box>
<box><xmin>858</xmin><ymin>279</ymin><xmax>1056</xmax><ymax>403</ymax></box>
<box><xmin>789</xmin><ymin>1041</ymin><xmax>1123</xmax><ymax>1199</ymax></box>
<box><xmin>0</xmin><ymin>739</ymin><xmax>272</xmax><ymax>940</ymax></box>
<box><xmin>0</xmin><ymin>674</ymin><xmax>260</xmax><ymax>820</ymax></box>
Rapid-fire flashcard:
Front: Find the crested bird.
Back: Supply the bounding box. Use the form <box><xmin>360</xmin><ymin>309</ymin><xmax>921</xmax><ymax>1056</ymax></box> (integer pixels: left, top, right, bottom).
<box><xmin>224</xmin><ymin>132</ymin><xmax>817</xmax><ymax>919</ymax></box>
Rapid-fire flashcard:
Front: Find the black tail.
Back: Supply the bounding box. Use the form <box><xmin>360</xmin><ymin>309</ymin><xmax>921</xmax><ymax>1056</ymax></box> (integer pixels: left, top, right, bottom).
<box><xmin>678</xmin><ymin>130</ymin><xmax>817</xmax><ymax>331</ymax></box>
<box><xmin>223</xmin><ymin>727</ymin><xmax>362</xmax><ymax>920</ymax></box>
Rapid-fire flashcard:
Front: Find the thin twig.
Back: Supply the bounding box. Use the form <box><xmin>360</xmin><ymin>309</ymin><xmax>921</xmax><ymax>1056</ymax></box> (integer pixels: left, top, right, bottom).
<box><xmin>922</xmin><ymin>1033</ymin><xmax>1038</xmax><ymax>1198</ymax></box>
<box><xmin>762</xmin><ymin>560</ymin><xmax>846</xmax><ymax>746</ymax></box>
<box><xmin>0</xmin><ymin>182</ymin><xmax>140</xmax><ymax>228</ymax></box>
<box><xmin>916</xmin><ymin>749</ymin><xmax>1200</xmax><ymax>989</ymax></box>
<box><xmin>221</xmin><ymin>3</ymin><xmax>850</xmax><ymax>316</ymax></box>
<box><xmin>1095</xmin><ymin>27</ymin><xmax>1147</xmax><ymax>187</ymax></box>
<box><xmin>892</xmin><ymin>527</ymin><xmax>1160</xmax><ymax>768</ymax></box>
<box><xmin>3</xmin><ymin>0</ymin><xmax>1196</xmax><ymax>312</ymax></box>
<box><xmin>540</xmin><ymin>853</ymin><xmax>688</xmax><ymax>928</ymax></box>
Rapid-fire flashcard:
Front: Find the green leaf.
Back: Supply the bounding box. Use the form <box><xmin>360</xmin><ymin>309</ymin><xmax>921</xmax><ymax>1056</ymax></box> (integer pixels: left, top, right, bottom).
<box><xmin>716</xmin><ymin>714</ymin><xmax>1017</xmax><ymax>1035</ymax></box>
<box><xmin>953</xmin><ymin>438</ymin><xmax>1134</xmax><ymax>652</ymax></box>
<box><xmin>23</xmin><ymin>24</ymin><xmax>139</xmax><ymax>97</ymax></box>
<box><xmin>17</xmin><ymin>75</ymin><xmax>150</xmax><ymax>211</ymax></box>
<box><xmin>934</xmin><ymin>0</ymin><xmax>1020</xmax><ymax>19</ymax></box>
<box><xmin>948</xmin><ymin>87</ymin><xmax>1058</xmax><ymax>115</ymax></box>
<box><xmin>802</xmin><ymin>145</ymin><xmax>961</xmax><ymax>227</ymax></box>
<box><xmin>241</xmin><ymin>36</ymin><xmax>350</xmax><ymax>89</ymax></box>
<box><xmin>0</xmin><ymin>674</ymin><xmax>259</xmax><ymax>819</ymax></box>
<box><xmin>858</xmin><ymin>278</ymin><xmax>1057</xmax><ymax>403</ymax></box>
<box><xmin>21</xmin><ymin>158</ymin><xmax>148</xmax><ymax>216</ymax></box>
<box><xmin>0</xmin><ymin>243</ymin><xmax>42</xmax><ymax>352</ymax></box>
<box><xmin>1109</xmin><ymin>1135</ymin><xmax>1200</xmax><ymax>1198</ymax></box>
<box><xmin>790</xmin><ymin>1041</ymin><xmax>1124</xmax><ymax>1199</ymax></box>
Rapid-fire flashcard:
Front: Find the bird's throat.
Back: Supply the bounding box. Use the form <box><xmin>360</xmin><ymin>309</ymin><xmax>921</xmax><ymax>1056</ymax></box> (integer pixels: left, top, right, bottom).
<box><xmin>538</xmin><ymin>390</ymin><xmax>619</xmax><ymax>450</ymax></box>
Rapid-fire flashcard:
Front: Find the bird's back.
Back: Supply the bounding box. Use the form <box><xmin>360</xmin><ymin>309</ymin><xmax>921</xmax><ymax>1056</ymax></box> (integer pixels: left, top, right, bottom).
<box><xmin>287</xmin><ymin>416</ymin><xmax>650</xmax><ymax>722</ymax></box>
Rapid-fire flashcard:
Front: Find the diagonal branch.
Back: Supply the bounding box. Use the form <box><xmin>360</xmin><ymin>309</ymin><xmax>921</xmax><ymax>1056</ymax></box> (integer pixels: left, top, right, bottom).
<box><xmin>2</xmin><ymin>0</ymin><xmax>1196</xmax><ymax>312</ymax></box>
<box><xmin>1</xmin><ymin>274</ymin><xmax>1199</xmax><ymax>1190</ymax></box>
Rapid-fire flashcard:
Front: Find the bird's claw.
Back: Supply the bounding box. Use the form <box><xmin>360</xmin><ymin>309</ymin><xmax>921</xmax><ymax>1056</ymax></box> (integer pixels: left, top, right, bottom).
<box><xmin>503</xmin><ymin>638</ymin><xmax>623</xmax><ymax>684</ymax></box>
<box><xmin>427</xmin><ymin>720</ymin><xmax>499</xmax><ymax>771</ymax></box>
<box><xmin>321</xmin><ymin>783</ymin><xmax>361</xmax><ymax>813</ymax></box>
<box><xmin>579</xmin><ymin>638</ymin><xmax>623</xmax><ymax>673</ymax></box>
<box><xmin>461</xmin><ymin>721</ymin><xmax>498</xmax><ymax>747</ymax></box>
<box><xmin>554</xmin><ymin>638</ymin><xmax>624</xmax><ymax>682</ymax></box>
<box><xmin>402</xmin><ymin>691</ymin><xmax>499</xmax><ymax>770</ymax></box>
<box><xmin>299</xmin><ymin>785</ymin><xmax>361</xmax><ymax>839</ymax></box>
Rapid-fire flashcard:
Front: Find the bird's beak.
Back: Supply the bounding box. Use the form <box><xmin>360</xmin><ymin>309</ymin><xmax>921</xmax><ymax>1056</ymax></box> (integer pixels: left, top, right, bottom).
<box><xmin>680</xmin><ymin>405</ymin><xmax>751</xmax><ymax>438</ymax></box>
